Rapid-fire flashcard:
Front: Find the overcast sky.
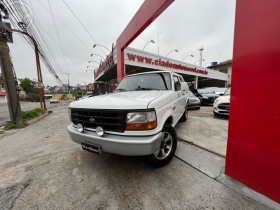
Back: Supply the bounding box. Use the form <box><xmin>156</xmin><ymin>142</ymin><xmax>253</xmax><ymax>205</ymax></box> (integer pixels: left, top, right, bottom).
<box><xmin>8</xmin><ymin>0</ymin><xmax>236</xmax><ymax>87</ymax></box>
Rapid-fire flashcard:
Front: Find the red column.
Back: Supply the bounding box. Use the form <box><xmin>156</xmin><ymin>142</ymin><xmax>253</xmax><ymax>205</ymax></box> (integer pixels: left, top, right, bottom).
<box><xmin>116</xmin><ymin>0</ymin><xmax>174</xmax><ymax>83</ymax></box>
<box><xmin>226</xmin><ymin>0</ymin><xmax>280</xmax><ymax>203</ymax></box>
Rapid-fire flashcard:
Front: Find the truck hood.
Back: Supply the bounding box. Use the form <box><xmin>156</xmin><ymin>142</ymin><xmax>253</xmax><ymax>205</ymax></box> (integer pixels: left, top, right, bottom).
<box><xmin>69</xmin><ymin>90</ymin><xmax>172</xmax><ymax>110</ymax></box>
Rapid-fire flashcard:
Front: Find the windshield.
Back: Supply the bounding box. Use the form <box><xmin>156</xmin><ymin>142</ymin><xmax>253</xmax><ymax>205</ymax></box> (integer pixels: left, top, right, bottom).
<box><xmin>116</xmin><ymin>72</ymin><xmax>172</xmax><ymax>91</ymax></box>
<box><xmin>197</xmin><ymin>89</ymin><xmax>215</xmax><ymax>94</ymax></box>
<box><xmin>224</xmin><ymin>87</ymin><xmax>231</xmax><ymax>95</ymax></box>
<box><xmin>189</xmin><ymin>91</ymin><xmax>194</xmax><ymax>97</ymax></box>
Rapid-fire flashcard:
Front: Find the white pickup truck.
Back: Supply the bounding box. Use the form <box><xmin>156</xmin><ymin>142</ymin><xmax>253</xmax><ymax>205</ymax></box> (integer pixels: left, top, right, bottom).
<box><xmin>67</xmin><ymin>71</ymin><xmax>189</xmax><ymax>167</ymax></box>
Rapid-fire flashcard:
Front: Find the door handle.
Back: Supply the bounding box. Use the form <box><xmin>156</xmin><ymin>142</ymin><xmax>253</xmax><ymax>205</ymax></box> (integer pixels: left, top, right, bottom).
<box><xmin>173</xmin><ymin>106</ymin><xmax>176</xmax><ymax>110</ymax></box>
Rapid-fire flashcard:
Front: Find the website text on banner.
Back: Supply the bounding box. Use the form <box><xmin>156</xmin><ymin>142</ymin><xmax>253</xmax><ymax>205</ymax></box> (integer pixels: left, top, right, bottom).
<box><xmin>127</xmin><ymin>53</ymin><xmax>208</xmax><ymax>75</ymax></box>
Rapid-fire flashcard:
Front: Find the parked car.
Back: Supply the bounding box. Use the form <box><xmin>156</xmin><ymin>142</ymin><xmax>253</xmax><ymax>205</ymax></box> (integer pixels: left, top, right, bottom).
<box><xmin>49</xmin><ymin>98</ymin><xmax>59</xmax><ymax>103</ymax></box>
<box><xmin>188</xmin><ymin>91</ymin><xmax>201</xmax><ymax>109</ymax></box>
<box><xmin>193</xmin><ymin>89</ymin><xmax>219</xmax><ymax>105</ymax></box>
<box><xmin>213</xmin><ymin>87</ymin><xmax>230</xmax><ymax>116</ymax></box>
<box><xmin>67</xmin><ymin>71</ymin><xmax>189</xmax><ymax>167</ymax></box>
<box><xmin>204</xmin><ymin>87</ymin><xmax>226</xmax><ymax>95</ymax></box>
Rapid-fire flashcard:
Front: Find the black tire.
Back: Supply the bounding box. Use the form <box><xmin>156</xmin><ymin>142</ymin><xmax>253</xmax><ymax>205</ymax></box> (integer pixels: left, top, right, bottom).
<box><xmin>180</xmin><ymin>106</ymin><xmax>188</xmax><ymax>122</ymax></box>
<box><xmin>146</xmin><ymin>124</ymin><xmax>177</xmax><ymax>168</ymax></box>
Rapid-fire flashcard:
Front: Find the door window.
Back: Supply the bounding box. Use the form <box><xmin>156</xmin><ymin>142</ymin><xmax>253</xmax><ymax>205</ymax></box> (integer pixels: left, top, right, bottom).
<box><xmin>173</xmin><ymin>76</ymin><xmax>181</xmax><ymax>91</ymax></box>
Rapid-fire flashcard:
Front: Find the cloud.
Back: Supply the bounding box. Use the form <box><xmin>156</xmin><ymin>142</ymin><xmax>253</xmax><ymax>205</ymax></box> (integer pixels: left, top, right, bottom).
<box><xmin>8</xmin><ymin>0</ymin><xmax>236</xmax><ymax>86</ymax></box>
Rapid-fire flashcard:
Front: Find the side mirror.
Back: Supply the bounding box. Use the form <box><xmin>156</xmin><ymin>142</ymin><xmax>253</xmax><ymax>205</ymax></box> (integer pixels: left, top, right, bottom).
<box><xmin>181</xmin><ymin>82</ymin><xmax>188</xmax><ymax>91</ymax></box>
<box><xmin>219</xmin><ymin>93</ymin><xmax>224</xmax><ymax>96</ymax></box>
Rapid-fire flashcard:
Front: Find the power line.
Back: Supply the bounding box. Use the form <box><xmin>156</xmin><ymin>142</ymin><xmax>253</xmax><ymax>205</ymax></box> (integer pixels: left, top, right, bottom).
<box><xmin>62</xmin><ymin>0</ymin><xmax>107</xmax><ymax>56</ymax></box>
<box><xmin>28</xmin><ymin>0</ymin><xmax>65</xmax><ymax>75</ymax></box>
<box><xmin>33</xmin><ymin>20</ymin><xmax>92</xmax><ymax>80</ymax></box>
<box><xmin>47</xmin><ymin>0</ymin><xmax>69</xmax><ymax>73</ymax></box>
<box><xmin>6</xmin><ymin>0</ymin><xmax>66</xmax><ymax>85</ymax></box>
<box><xmin>36</xmin><ymin>0</ymin><xmax>93</xmax><ymax>52</ymax></box>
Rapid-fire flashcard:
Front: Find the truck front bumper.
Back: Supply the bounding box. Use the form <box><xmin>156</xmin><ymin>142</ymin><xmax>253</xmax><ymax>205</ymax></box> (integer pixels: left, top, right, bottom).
<box><xmin>67</xmin><ymin>125</ymin><xmax>163</xmax><ymax>156</ymax></box>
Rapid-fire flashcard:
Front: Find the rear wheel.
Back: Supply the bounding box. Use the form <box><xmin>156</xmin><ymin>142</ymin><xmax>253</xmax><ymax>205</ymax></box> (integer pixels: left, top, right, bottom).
<box><xmin>146</xmin><ymin>125</ymin><xmax>177</xmax><ymax>168</ymax></box>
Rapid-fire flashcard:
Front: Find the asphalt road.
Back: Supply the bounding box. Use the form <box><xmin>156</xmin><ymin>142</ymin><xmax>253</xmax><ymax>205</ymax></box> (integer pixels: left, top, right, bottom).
<box><xmin>0</xmin><ymin>103</ymin><xmax>269</xmax><ymax>210</ymax></box>
<box><xmin>0</xmin><ymin>100</ymin><xmax>71</xmax><ymax>126</ymax></box>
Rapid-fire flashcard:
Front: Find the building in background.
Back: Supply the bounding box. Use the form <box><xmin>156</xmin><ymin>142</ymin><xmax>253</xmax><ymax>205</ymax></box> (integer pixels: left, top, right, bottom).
<box><xmin>207</xmin><ymin>60</ymin><xmax>232</xmax><ymax>85</ymax></box>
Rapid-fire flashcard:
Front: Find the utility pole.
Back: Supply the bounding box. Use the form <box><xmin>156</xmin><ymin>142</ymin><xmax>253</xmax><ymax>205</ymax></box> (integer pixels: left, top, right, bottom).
<box><xmin>12</xmin><ymin>28</ymin><xmax>46</xmax><ymax>110</ymax></box>
<box><xmin>63</xmin><ymin>73</ymin><xmax>70</xmax><ymax>94</ymax></box>
<box><xmin>0</xmin><ymin>6</ymin><xmax>23</xmax><ymax>124</ymax></box>
<box><xmin>198</xmin><ymin>46</ymin><xmax>204</xmax><ymax>67</ymax></box>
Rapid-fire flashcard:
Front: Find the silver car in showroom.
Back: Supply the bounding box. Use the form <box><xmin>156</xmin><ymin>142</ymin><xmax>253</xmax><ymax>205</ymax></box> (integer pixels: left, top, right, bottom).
<box><xmin>187</xmin><ymin>91</ymin><xmax>201</xmax><ymax>109</ymax></box>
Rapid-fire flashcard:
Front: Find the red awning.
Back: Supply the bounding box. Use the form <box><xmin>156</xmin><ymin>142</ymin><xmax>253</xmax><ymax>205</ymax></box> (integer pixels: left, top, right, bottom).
<box><xmin>0</xmin><ymin>91</ymin><xmax>6</xmax><ymax>96</ymax></box>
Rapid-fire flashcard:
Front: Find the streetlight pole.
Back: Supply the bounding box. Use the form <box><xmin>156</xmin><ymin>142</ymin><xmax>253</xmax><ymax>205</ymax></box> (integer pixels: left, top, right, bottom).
<box><xmin>166</xmin><ymin>49</ymin><xmax>179</xmax><ymax>58</ymax></box>
<box><xmin>194</xmin><ymin>59</ymin><xmax>205</xmax><ymax>65</ymax></box>
<box><xmin>182</xmin><ymin>54</ymin><xmax>194</xmax><ymax>62</ymax></box>
<box><xmin>91</xmin><ymin>53</ymin><xmax>104</xmax><ymax>60</ymax></box>
<box><xmin>88</xmin><ymin>61</ymin><xmax>99</xmax><ymax>65</ymax></box>
<box><xmin>93</xmin><ymin>44</ymin><xmax>110</xmax><ymax>53</ymax></box>
<box><xmin>156</xmin><ymin>32</ymin><xmax>161</xmax><ymax>54</ymax></box>
<box><xmin>12</xmin><ymin>28</ymin><xmax>46</xmax><ymax>110</ymax></box>
<box><xmin>82</xmin><ymin>82</ymin><xmax>86</xmax><ymax>96</ymax></box>
<box><xmin>143</xmin><ymin>40</ymin><xmax>155</xmax><ymax>50</ymax></box>
<box><xmin>198</xmin><ymin>46</ymin><xmax>204</xmax><ymax>67</ymax></box>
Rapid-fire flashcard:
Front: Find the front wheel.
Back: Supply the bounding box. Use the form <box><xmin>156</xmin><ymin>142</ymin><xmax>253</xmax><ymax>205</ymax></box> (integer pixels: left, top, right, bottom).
<box><xmin>146</xmin><ymin>125</ymin><xmax>177</xmax><ymax>168</ymax></box>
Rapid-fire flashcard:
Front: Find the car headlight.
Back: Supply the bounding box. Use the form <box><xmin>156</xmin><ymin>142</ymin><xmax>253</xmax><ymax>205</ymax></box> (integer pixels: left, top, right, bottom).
<box><xmin>68</xmin><ymin>108</ymin><xmax>72</xmax><ymax>122</ymax></box>
<box><xmin>202</xmin><ymin>96</ymin><xmax>208</xmax><ymax>99</ymax></box>
<box><xmin>214</xmin><ymin>98</ymin><xmax>219</xmax><ymax>104</ymax></box>
<box><xmin>126</xmin><ymin>111</ymin><xmax>157</xmax><ymax>130</ymax></box>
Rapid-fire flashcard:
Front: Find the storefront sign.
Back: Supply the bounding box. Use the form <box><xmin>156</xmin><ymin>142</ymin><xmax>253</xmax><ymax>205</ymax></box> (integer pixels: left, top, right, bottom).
<box><xmin>94</xmin><ymin>44</ymin><xmax>115</xmax><ymax>79</ymax></box>
<box><xmin>127</xmin><ymin>53</ymin><xmax>208</xmax><ymax>75</ymax></box>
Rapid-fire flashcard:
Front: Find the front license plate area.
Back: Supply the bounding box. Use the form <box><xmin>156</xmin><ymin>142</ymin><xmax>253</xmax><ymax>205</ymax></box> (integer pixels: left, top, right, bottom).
<box><xmin>81</xmin><ymin>142</ymin><xmax>101</xmax><ymax>155</ymax></box>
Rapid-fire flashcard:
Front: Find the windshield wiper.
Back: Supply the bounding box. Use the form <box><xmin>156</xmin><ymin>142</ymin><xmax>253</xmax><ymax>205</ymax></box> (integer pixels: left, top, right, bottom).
<box><xmin>135</xmin><ymin>87</ymin><xmax>160</xmax><ymax>91</ymax></box>
<box><xmin>116</xmin><ymin>89</ymin><xmax>127</xmax><ymax>92</ymax></box>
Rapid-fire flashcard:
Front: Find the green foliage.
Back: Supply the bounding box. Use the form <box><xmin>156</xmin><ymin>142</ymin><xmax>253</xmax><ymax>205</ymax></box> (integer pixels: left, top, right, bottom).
<box><xmin>26</xmin><ymin>93</ymin><xmax>40</xmax><ymax>102</ymax></box>
<box><xmin>19</xmin><ymin>78</ymin><xmax>39</xmax><ymax>94</ymax></box>
<box><xmin>5</xmin><ymin>122</ymin><xmax>26</xmax><ymax>130</ymax></box>
<box><xmin>61</xmin><ymin>94</ymin><xmax>66</xmax><ymax>100</ymax></box>
<box><xmin>22</xmin><ymin>108</ymin><xmax>46</xmax><ymax>119</ymax></box>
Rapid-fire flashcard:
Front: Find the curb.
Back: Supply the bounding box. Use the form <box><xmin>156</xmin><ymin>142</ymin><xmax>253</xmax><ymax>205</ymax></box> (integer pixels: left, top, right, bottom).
<box><xmin>178</xmin><ymin>137</ymin><xmax>226</xmax><ymax>158</ymax></box>
<box><xmin>24</xmin><ymin>110</ymin><xmax>52</xmax><ymax>125</ymax></box>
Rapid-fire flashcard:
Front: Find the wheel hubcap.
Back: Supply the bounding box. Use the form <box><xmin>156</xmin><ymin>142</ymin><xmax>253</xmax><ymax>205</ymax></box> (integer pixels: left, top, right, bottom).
<box><xmin>154</xmin><ymin>132</ymin><xmax>173</xmax><ymax>160</ymax></box>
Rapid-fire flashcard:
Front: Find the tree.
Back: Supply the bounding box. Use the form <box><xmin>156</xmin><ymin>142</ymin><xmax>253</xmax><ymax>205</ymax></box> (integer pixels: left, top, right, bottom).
<box><xmin>19</xmin><ymin>78</ymin><xmax>40</xmax><ymax>102</ymax></box>
<box><xmin>19</xmin><ymin>78</ymin><xmax>39</xmax><ymax>94</ymax></box>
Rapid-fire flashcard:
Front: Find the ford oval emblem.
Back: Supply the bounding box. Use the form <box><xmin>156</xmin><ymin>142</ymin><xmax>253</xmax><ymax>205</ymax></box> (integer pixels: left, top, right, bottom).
<box><xmin>89</xmin><ymin>118</ymin><xmax>95</xmax><ymax>122</ymax></box>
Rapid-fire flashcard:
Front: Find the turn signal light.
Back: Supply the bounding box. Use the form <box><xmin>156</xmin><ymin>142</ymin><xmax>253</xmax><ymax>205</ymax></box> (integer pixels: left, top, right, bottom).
<box><xmin>126</xmin><ymin>121</ymin><xmax>157</xmax><ymax>130</ymax></box>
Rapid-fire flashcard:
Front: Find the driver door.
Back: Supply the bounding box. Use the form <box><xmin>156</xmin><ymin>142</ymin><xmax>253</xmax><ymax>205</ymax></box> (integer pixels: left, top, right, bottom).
<box><xmin>172</xmin><ymin>75</ymin><xmax>185</xmax><ymax>122</ymax></box>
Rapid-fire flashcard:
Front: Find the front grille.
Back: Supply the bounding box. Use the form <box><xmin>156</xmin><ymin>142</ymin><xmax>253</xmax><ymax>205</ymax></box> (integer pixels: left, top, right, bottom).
<box><xmin>71</xmin><ymin>109</ymin><xmax>125</xmax><ymax>132</ymax></box>
<box><xmin>202</xmin><ymin>96</ymin><xmax>218</xmax><ymax>104</ymax></box>
<box><xmin>218</xmin><ymin>103</ymin><xmax>230</xmax><ymax>110</ymax></box>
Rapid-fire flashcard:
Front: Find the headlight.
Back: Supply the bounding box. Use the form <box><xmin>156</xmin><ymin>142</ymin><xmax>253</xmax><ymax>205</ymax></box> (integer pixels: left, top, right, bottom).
<box><xmin>214</xmin><ymin>98</ymin><xmax>219</xmax><ymax>104</ymax></box>
<box><xmin>126</xmin><ymin>111</ymin><xmax>157</xmax><ymax>130</ymax></box>
<box><xmin>68</xmin><ymin>108</ymin><xmax>72</xmax><ymax>122</ymax></box>
<box><xmin>202</xmin><ymin>96</ymin><xmax>208</xmax><ymax>99</ymax></box>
